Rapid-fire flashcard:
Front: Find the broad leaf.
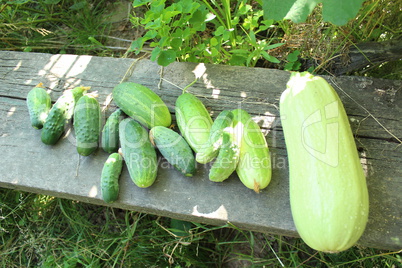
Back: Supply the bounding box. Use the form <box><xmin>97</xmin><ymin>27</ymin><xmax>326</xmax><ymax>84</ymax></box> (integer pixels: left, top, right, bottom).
<box><xmin>262</xmin><ymin>0</ymin><xmax>365</xmax><ymax>26</ymax></box>
<box><xmin>157</xmin><ymin>50</ymin><xmax>176</xmax><ymax>66</ymax></box>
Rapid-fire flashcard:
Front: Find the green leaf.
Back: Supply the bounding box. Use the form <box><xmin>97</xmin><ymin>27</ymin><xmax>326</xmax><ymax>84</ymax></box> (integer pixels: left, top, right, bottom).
<box><xmin>171</xmin><ymin>38</ymin><xmax>183</xmax><ymax>49</ymax></box>
<box><xmin>264</xmin><ymin>42</ymin><xmax>285</xmax><ymax>50</ymax></box>
<box><xmin>157</xmin><ymin>50</ymin><xmax>176</xmax><ymax>66</ymax></box>
<box><xmin>262</xmin><ymin>0</ymin><xmax>364</xmax><ymax>25</ymax></box>
<box><xmin>287</xmin><ymin>50</ymin><xmax>300</xmax><ymax>62</ymax></box>
<box><xmin>151</xmin><ymin>47</ymin><xmax>161</xmax><ymax>61</ymax></box>
<box><xmin>130</xmin><ymin>38</ymin><xmax>144</xmax><ymax>54</ymax></box>
<box><xmin>261</xmin><ymin>51</ymin><xmax>280</xmax><ymax>63</ymax></box>
<box><xmin>210</xmin><ymin>37</ymin><xmax>219</xmax><ymax>47</ymax></box>
<box><xmin>322</xmin><ymin>0</ymin><xmax>365</xmax><ymax>25</ymax></box>
<box><xmin>69</xmin><ymin>1</ymin><xmax>87</xmax><ymax>10</ymax></box>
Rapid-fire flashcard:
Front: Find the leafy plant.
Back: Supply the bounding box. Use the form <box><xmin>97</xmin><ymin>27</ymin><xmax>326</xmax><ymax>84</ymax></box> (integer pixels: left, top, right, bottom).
<box><xmin>130</xmin><ymin>0</ymin><xmax>283</xmax><ymax>67</ymax></box>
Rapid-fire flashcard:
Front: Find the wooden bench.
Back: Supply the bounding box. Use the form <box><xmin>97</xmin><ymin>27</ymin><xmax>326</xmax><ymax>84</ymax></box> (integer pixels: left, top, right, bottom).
<box><xmin>1</xmin><ymin>51</ymin><xmax>401</xmax><ymax>251</ymax></box>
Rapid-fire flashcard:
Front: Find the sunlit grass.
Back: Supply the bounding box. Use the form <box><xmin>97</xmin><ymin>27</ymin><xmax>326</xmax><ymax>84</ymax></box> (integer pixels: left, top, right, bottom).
<box><xmin>1</xmin><ymin>188</ymin><xmax>401</xmax><ymax>267</ymax></box>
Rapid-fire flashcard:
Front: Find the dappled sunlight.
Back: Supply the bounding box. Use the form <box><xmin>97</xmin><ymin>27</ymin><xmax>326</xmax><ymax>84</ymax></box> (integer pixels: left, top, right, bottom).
<box><xmin>36</xmin><ymin>54</ymin><xmax>92</xmax><ymax>89</ymax></box>
<box><xmin>7</xmin><ymin>106</ymin><xmax>16</xmax><ymax>117</ymax></box>
<box><xmin>192</xmin><ymin>204</ymin><xmax>228</xmax><ymax>221</ymax></box>
<box><xmin>13</xmin><ymin>60</ymin><xmax>22</xmax><ymax>71</ymax></box>
<box><xmin>88</xmin><ymin>185</ymin><xmax>98</xmax><ymax>198</ymax></box>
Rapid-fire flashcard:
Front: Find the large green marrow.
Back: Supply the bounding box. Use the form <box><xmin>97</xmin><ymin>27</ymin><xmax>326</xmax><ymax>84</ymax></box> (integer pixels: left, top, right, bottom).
<box><xmin>280</xmin><ymin>71</ymin><xmax>369</xmax><ymax>253</ymax></box>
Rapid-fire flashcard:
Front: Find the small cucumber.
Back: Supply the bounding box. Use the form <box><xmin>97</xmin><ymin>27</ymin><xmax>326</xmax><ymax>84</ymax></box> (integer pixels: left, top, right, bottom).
<box><xmin>209</xmin><ymin>125</ymin><xmax>241</xmax><ymax>182</ymax></box>
<box><xmin>196</xmin><ymin>110</ymin><xmax>234</xmax><ymax>164</ymax></box>
<box><xmin>112</xmin><ymin>82</ymin><xmax>171</xmax><ymax>128</ymax></box>
<box><xmin>26</xmin><ymin>83</ymin><xmax>51</xmax><ymax>129</ymax></box>
<box><xmin>41</xmin><ymin>86</ymin><xmax>89</xmax><ymax>145</ymax></box>
<box><xmin>175</xmin><ymin>92</ymin><xmax>213</xmax><ymax>153</ymax></box>
<box><xmin>101</xmin><ymin>109</ymin><xmax>123</xmax><ymax>153</ymax></box>
<box><xmin>119</xmin><ymin>118</ymin><xmax>158</xmax><ymax>188</ymax></box>
<box><xmin>150</xmin><ymin>126</ymin><xmax>196</xmax><ymax>176</ymax></box>
<box><xmin>280</xmin><ymin>71</ymin><xmax>369</xmax><ymax>252</ymax></box>
<box><xmin>73</xmin><ymin>94</ymin><xmax>101</xmax><ymax>156</ymax></box>
<box><xmin>101</xmin><ymin>152</ymin><xmax>123</xmax><ymax>203</ymax></box>
<box><xmin>232</xmin><ymin>109</ymin><xmax>271</xmax><ymax>193</ymax></box>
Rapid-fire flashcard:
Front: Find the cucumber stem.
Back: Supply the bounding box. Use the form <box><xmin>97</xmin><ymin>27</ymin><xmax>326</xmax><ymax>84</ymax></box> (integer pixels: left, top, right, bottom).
<box><xmin>182</xmin><ymin>78</ymin><xmax>198</xmax><ymax>94</ymax></box>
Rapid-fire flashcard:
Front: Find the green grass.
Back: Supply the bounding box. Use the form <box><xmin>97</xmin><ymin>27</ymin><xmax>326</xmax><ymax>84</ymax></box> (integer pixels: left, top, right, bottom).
<box><xmin>1</xmin><ymin>0</ymin><xmax>401</xmax><ymax>266</ymax></box>
<box><xmin>1</xmin><ymin>188</ymin><xmax>401</xmax><ymax>267</ymax></box>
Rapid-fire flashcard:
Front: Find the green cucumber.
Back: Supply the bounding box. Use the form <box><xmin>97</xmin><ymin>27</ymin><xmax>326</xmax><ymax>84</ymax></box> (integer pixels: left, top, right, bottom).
<box><xmin>280</xmin><ymin>71</ymin><xmax>369</xmax><ymax>253</ymax></box>
<box><xmin>175</xmin><ymin>92</ymin><xmax>213</xmax><ymax>153</ymax></box>
<box><xmin>101</xmin><ymin>109</ymin><xmax>123</xmax><ymax>153</ymax></box>
<box><xmin>209</xmin><ymin>125</ymin><xmax>241</xmax><ymax>182</ymax></box>
<box><xmin>232</xmin><ymin>109</ymin><xmax>271</xmax><ymax>193</ymax></box>
<box><xmin>150</xmin><ymin>126</ymin><xmax>196</xmax><ymax>176</ymax></box>
<box><xmin>101</xmin><ymin>152</ymin><xmax>123</xmax><ymax>203</ymax></box>
<box><xmin>26</xmin><ymin>83</ymin><xmax>51</xmax><ymax>129</ymax></box>
<box><xmin>196</xmin><ymin>110</ymin><xmax>234</xmax><ymax>164</ymax></box>
<box><xmin>41</xmin><ymin>86</ymin><xmax>89</xmax><ymax>145</ymax></box>
<box><xmin>119</xmin><ymin>118</ymin><xmax>158</xmax><ymax>188</ymax></box>
<box><xmin>112</xmin><ymin>82</ymin><xmax>171</xmax><ymax>128</ymax></box>
<box><xmin>73</xmin><ymin>94</ymin><xmax>101</xmax><ymax>156</ymax></box>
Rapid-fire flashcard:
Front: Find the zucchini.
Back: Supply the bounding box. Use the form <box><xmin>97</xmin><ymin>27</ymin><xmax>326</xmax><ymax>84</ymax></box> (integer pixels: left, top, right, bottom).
<box><xmin>119</xmin><ymin>118</ymin><xmax>158</xmax><ymax>188</ymax></box>
<box><xmin>73</xmin><ymin>94</ymin><xmax>101</xmax><ymax>156</ymax></box>
<box><xmin>101</xmin><ymin>109</ymin><xmax>124</xmax><ymax>153</ymax></box>
<box><xmin>26</xmin><ymin>83</ymin><xmax>51</xmax><ymax>129</ymax></box>
<box><xmin>175</xmin><ymin>92</ymin><xmax>213</xmax><ymax>153</ymax></box>
<box><xmin>232</xmin><ymin>109</ymin><xmax>271</xmax><ymax>193</ymax></box>
<box><xmin>280</xmin><ymin>71</ymin><xmax>369</xmax><ymax>252</ymax></box>
<box><xmin>100</xmin><ymin>152</ymin><xmax>123</xmax><ymax>203</ymax></box>
<box><xmin>150</xmin><ymin>126</ymin><xmax>196</xmax><ymax>176</ymax></box>
<box><xmin>112</xmin><ymin>82</ymin><xmax>171</xmax><ymax>129</ymax></box>
<box><xmin>209</xmin><ymin>125</ymin><xmax>240</xmax><ymax>182</ymax></box>
<box><xmin>196</xmin><ymin>110</ymin><xmax>234</xmax><ymax>164</ymax></box>
<box><xmin>41</xmin><ymin>86</ymin><xmax>89</xmax><ymax>145</ymax></box>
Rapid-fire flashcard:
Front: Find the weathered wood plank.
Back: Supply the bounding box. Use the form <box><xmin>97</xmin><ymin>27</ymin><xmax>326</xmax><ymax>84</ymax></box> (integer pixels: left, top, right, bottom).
<box><xmin>0</xmin><ymin>51</ymin><xmax>401</xmax><ymax>251</ymax></box>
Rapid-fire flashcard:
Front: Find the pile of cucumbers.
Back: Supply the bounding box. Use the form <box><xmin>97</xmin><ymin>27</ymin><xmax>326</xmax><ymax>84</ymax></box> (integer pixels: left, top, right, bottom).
<box><xmin>27</xmin><ymin>73</ymin><xmax>370</xmax><ymax>253</ymax></box>
<box><xmin>26</xmin><ymin>82</ymin><xmax>272</xmax><ymax>204</ymax></box>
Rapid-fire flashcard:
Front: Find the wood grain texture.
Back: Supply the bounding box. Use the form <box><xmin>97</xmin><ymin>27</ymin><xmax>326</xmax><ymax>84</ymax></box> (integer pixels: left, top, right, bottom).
<box><xmin>0</xmin><ymin>51</ymin><xmax>401</xmax><ymax>250</ymax></box>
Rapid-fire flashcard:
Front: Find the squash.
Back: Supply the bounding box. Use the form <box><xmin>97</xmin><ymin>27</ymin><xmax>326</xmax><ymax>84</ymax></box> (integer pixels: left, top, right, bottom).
<box><xmin>280</xmin><ymin>71</ymin><xmax>369</xmax><ymax>252</ymax></box>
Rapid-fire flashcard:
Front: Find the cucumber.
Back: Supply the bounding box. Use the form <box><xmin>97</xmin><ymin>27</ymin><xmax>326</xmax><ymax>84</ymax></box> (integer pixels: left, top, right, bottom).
<box><xmin>196</xmin><ymin>110</ymin><xmax>234</xmax><ymax>164</ymax></box>
<box><xmin>100</xmin><ymin>152</ymin><xmax>123</xmax><ymax>203</ymax></box>
<box><xmin>119</xmin><ymin>118</ymin><xmax>158</xmax><ymax>188</ymax></box>
<box><xmin>101</xmin><ymin>109</ymin><xmax>123</xmax><ymax>153</ymax></box>
<box><xmin>41</xmin><ymin>86</ymin><xmax>89</xmax><ymax>145</ymax></box>
<box><xmin>232</xmin><ymin>109</ymin><xmax>271</xmax><ymax>193</ymax></box>
<box><xmin>150</xmin><ymin>126</ymin><xmax>196</xmax><ymax>176</ymax></box>
<box><xmin>280</xmin><ymin>71</ymin><xmax>369</xmax><ymax>253</ymax></box>
<box><xmin>112</xmin><ymin>82</ymin><xmax>171</xmax><ymax>129</ymax></box>
<box><xmin>26</xmin><ymin>83</ymin><xmax>51</xmax><ymax>129</ymax></box>
<box><xmin>175</xmin><ymin>93</ymin><xmax>213</xmax><ymax>153</ymax></box>
<box><xmin>209</xmin><ymin>125</ymin><xmax>240</xmax><ymax>182</ymax></box>
<box><xmin>73</xmin><ymin>94</ymin><xmax>101</xmax><ymax>156</ymax></box>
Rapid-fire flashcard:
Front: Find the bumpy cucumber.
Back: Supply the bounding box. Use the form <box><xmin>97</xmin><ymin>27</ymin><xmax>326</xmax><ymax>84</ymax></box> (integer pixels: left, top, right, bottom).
<box><xmin>101</xmin><ymin>109</ymin><xmax>123</xmax><ymax>153</ymax></box>
<box><xmin>73</xmin><ymin>94</ymin><xmax>101</xmax><ymax>156</ymax></box>
<box><xmin>175</xmin><ymin>92</ymin><xmax>213</xmax><ymax>153</ymax></box>
<box><xmin>232</xmin><ymin>109</ymin><xmax>271</xmax><ymax>193</ymax></box>
<box><xmin>26</xmin><ymin>83</ymin><xmax>51</xmax><ymax>129</ymax></box>
<box><xmin>112</xmin><ymin>82</ymin><xmax>171</xmax><ymax>128</ymax></box>
<box><xmin>101</xmin><ymin>152</ymin><xmax>123</xmax><ymax>203</ymax></box>
<box><xmin>209</xmin><ymin>125</ymin><xmax>240</xmax><ymax>182</ymax></box>
<box><xmin>41</xmin><ymin>86</ymin><xmax>89</xmax><ymax>145</ymax></box>
<box><xmin>119</xmin><ymin>118</ymin><xmax>158</xmax><ymax>188</ymax></box>
<box><xmin>196</xmin><ymin>110</ymin><xmax>233</xmax><ymax>164</ymax></box>
<box><xmin>150</xmin><ymin>126</ymin><xmax>196</xmax><ymax>176</ymax></box>
<box><xmin>280</xmin><ymin>72</ymin><xmax>369</xmax><ymax>252</ymax></box>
